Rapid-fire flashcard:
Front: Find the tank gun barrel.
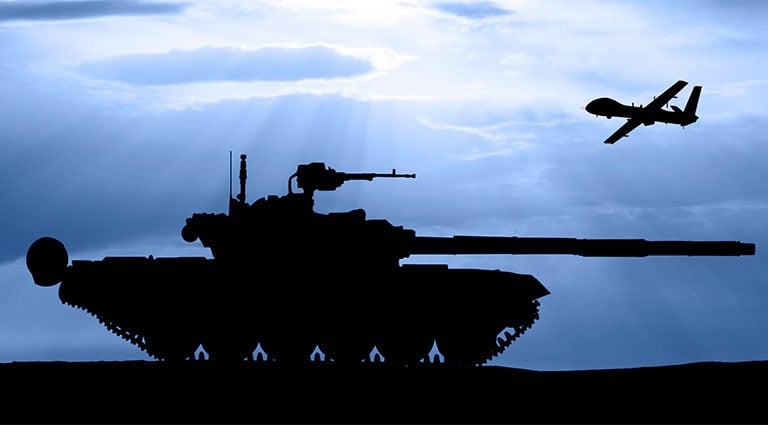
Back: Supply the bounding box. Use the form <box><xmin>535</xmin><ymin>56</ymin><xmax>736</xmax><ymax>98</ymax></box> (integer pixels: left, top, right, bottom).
<box><xmin>290</xmin><ymin>162</ymin><xmax>415</xmax><ymax>195</ymax></box>
<box><xmin>409</xmin><ymin>236</ymin><xmax>755</xmax><ymax>257</ymax></box>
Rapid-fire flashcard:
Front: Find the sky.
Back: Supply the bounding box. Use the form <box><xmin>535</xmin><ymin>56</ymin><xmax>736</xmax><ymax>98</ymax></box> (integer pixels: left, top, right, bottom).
<box><xmin>1</xmin><ymin>0</ymin><xmax>766</xmax><ymax>371</ymax></box>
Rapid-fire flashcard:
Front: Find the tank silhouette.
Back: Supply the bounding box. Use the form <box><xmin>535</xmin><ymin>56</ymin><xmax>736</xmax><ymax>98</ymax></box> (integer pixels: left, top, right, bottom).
<box><xmin>26</xmin><ymin>154</ymin><xmax>756</xmax><ymax>366</ymax></box>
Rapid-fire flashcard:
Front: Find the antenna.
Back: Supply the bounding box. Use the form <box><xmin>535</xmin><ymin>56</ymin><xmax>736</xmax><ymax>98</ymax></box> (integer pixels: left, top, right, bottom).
<box><xmin>229</xmin><ymin>151</ymin><xmax>233</xmax><ymax>201</ymax></box>
<box><xmin>237</xmin><ymin>154</ymin><xmax>247</xmax><ymax>204</ymax></box>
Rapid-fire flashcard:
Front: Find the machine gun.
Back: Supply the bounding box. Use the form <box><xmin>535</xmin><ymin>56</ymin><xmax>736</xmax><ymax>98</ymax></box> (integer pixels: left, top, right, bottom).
<box><xmin>289</xmin><ymin>161</ymin><xmax>415</xmax><ymax>195</ymax></box>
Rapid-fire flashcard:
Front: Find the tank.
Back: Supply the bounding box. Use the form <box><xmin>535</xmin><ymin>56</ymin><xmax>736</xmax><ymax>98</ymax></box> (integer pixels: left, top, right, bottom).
<box><xmin>26</xmin><ymin>154</ymin><xmax>756</xmax><ymax>366</ymax></box>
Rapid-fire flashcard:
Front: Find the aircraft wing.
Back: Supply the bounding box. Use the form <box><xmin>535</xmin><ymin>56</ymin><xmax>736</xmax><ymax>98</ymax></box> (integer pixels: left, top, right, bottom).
<box><xmin>603</xmin><ymin>80</ymin><xmax>689</xmax><ymax>144</ymax></box>
<box><xmin>603</xmin><ymin>118</ymin><xmax>642</xmax><ymax>144</ymax></box>
<box><xmin>643</xmin><ymin>80</ymin><xmax>688</xmax><ymax>111</ymax></box>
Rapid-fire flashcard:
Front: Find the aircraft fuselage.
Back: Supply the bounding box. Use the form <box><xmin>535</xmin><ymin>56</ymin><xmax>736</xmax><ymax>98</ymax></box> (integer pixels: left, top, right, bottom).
<box><xmin>585</xmin><ymin>97</ymin><xmax>698</xmax><ymax>126</ymax></box>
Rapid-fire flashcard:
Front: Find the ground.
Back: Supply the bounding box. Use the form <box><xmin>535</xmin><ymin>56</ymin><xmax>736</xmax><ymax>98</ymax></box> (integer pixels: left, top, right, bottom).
<box><xmin>3</xmin><ymin>360</ymin><xmax>765</xmax><ymax>423</ymax></box>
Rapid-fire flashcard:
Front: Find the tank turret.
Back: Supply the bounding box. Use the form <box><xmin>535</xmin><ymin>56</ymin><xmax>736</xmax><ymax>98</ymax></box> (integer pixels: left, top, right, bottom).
<box><xmin>26</xmin><ymin>154</ymin><xmax>756</xmax><ymax>366</ymax></box>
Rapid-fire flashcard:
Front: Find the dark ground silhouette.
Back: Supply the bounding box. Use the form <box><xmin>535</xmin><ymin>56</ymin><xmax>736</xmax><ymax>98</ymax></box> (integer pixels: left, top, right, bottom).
<box><xmin>2</xmin><ymin>359</ymin><xmax>766</xmax><ymax>423</ymax></box>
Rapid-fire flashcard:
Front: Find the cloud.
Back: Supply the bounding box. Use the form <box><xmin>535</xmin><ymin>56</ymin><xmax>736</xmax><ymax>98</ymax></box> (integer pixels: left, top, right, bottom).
<box><xmin>0</xmin><ymin>0</ymin><xmax>187</xmax><ymax>22</ymax></box>
<box><xmin>77</xmin><ymin>44</ymin><xmax>375</xmax><ymax>86</ymax></box>
<box><xmin>419</xmin><ymin>117</ymin><xmax>509</xmax><ymax>141</ymax></box>
<box><xmin>431</xmin><ymin>1</ymin><xmax>511</xmax><ymax>19</ymax></box>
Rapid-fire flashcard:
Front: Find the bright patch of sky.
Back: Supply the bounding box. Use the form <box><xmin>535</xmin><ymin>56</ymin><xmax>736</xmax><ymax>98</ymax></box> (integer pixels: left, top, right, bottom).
<box><xmin>2</xmin><ymin>0</ymin><xmax>763</xmax><ymax>114</ymax></box>
<box><xmin>0</xmin><ymin>0</ymin><xmax>766</xmax><ymax>370</ymax></box>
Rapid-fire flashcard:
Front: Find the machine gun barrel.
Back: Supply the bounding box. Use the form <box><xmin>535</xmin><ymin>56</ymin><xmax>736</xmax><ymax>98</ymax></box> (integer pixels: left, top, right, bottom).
<box><xmin>341</xmin><ymin>170</ymin><xmax>417</xmax><ymax>181</ymax></box>
<box><xmin>408</xmin><ymin>236</ymin><xmax>755</xmax><ymax>257</ymax></box>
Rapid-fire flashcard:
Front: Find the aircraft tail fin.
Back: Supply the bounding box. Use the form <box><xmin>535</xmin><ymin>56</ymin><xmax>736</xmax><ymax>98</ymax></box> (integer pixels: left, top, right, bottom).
<box><xmin>684</xmin><ymin>85</ymin><xmax>701</xmax><ymax>118</ymax></box>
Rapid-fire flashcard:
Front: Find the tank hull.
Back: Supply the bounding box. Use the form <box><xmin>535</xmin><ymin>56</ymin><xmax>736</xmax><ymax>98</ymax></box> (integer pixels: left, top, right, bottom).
<box><xmin>56</xmin><ymin>257</ymin><xmax>548</xmax><ymax>366</ymax></box>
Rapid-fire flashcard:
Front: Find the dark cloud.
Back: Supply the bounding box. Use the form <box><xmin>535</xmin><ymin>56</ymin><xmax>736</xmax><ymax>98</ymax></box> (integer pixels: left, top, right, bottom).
<box><xmin>77</xmin><ymin>45</ymin><xmax>374</xmax><ymax>85</ymax></box>
<box><xmin>0</xmin><ymin>0</ymin><xmax>186</xmax><ymax>22</ymax></box>
<box><xmin>432</xmin><ymin>1</ymin><xmax>511</xmax><ymax>19</ymax></box>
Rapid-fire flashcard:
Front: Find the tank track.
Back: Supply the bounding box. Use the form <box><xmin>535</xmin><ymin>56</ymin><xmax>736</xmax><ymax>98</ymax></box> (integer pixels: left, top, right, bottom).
<box><xmin>480</xmin><ymin>299</ymin><xmax>540</xmax><ymax>365</ymax></box>
<box><xmin>62</xmin><ymin>297</ymin><xmax>541</xmax><ymax>366</ymax></box>
<box><xmin>437</xmin><ymin>298</ymin><xmax>541</xmax><ymax>367</ymax></box>
<box><xmin>62</xmin><ymin>299</ymin><xmax>166</xmax><ymax>360</ymax></box>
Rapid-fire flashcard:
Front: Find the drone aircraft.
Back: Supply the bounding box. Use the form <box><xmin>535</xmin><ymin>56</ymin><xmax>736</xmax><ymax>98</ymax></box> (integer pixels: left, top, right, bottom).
<box><xmin>586</xmin><ymin>80</ymin><xmax>701</xmax><ymax>144</ymax></box>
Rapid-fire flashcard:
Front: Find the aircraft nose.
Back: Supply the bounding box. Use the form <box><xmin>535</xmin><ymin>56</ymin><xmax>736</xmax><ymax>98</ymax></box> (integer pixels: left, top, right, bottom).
<box><xmin>585</xmin><ymin>99</ymin><xmax>601</xmax><ymax>115</ymax></box>
<box><xmin>585</xmin><ymin>97</ymin><xmax>620</xmax><ymax>116</ymax></box>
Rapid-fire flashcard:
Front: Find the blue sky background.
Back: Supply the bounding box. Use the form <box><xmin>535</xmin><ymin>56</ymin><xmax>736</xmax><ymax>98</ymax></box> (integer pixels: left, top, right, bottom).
<box><xmin>1</xmin><ymin>0</ymin><xmax>766</xmax><ymax>371</ymax></box>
